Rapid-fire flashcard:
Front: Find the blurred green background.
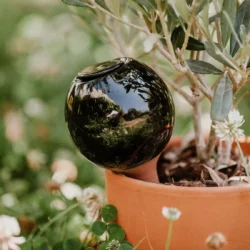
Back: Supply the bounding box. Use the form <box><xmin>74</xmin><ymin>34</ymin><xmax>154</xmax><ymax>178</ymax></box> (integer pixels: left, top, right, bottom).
<box><xmin>0</xmin><ymin>0</ymin><xmax>250</xmax><ymax>227</ymax></box>
<box><xmin>0</xmin><ymin>0</ymin><xmax>109</xmax><ymax>221</ymax></box>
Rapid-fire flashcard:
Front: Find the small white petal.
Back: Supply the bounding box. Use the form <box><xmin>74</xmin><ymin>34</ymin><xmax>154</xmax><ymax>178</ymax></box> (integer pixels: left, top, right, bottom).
<box><xmin>60</xmin><ymin>182</ymin><xmax>82</xmax><ymax>200</ymax></box>
<box><xmin>10</xmin><ymin>237</ymin><xmax>26</xmax><ymax>245</ymax></box>
<box><xmin>162</xmin><ymin>207</ymin><xmax>181</xmax><ymax>221</ymax></box>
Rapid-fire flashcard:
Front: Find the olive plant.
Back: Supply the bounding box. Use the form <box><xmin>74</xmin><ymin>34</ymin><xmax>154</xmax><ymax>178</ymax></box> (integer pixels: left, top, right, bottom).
<box><xmin>62</xmin><ymin>0</ymin><xmax>250</xmax><ymax>165</ymax></box>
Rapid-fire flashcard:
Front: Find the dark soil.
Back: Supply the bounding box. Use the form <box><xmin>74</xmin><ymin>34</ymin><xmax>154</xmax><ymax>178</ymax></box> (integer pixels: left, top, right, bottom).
<box><xmin>157</xmin><ymin>138</ymin><xmax>249</xmax><ymax>187</ymax></box>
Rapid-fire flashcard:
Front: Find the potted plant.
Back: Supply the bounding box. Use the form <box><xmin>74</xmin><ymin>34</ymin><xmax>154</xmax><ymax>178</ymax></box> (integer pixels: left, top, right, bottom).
<box><xmin>63</xmin><ymin>0</ymin><xmax>250</xmax><ymax>249</ymax></box>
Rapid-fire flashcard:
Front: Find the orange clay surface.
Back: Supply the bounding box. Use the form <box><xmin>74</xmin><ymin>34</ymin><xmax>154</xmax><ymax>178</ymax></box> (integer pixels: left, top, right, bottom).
<box><xmin>106</xmin><ymin>137</ymin><xmax>250</xmax><ymax>250</ymax></box>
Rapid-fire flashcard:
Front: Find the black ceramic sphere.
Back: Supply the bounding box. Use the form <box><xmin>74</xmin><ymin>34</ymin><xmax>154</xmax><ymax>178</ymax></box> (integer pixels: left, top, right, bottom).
<box><xmin>65</xmin><ymin>57</ymin><xmax>175</xmax><ymax>172</ymax></box>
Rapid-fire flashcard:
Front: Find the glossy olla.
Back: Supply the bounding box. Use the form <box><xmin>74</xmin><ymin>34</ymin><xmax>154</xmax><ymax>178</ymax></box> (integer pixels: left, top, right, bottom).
<box><xmin>65</xmin><ymin>58</ymin><xmax>175</xmax><ymax>171</ymax></box>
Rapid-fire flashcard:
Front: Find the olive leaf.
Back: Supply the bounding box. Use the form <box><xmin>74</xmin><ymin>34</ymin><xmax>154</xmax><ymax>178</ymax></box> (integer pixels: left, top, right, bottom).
<box><xmin>91</xmin><ymin>221</ymin><xmax>107</xmax><ymax>236</ymax></box>
<box><xmin>221</xmin><ymin>0</ymin><xmax>237</xmax><ymax>47</ymax></box>
<box><xmin>204</xmin><ymin>42</ymin><xmax>234</xmax><ymax>68</ymax></box>
<box><xmin>211</xmin><ymin>73</ymin><xmax>233</xmax><ymax>121</ymax></box>
<box><xmin>187</xmin><ymin>37</ymin><xmax>205</xmax><ymax>50</ymax></box>
<box><xmin>240</xmin><ymin>24</ymin><xmax>247</xmax><ymax>42</ymax></box>
<box><xmin>107</xmin><ymin>223</ymin><xmax>126</xmax><ymax>241</ymax></box>
<box><xmin>230</xmin><ymin>0</ymin><xmax>250</xmax><ymax>56</ymax></box>
<box><xmin>174</xmin><ymin>0</ymin><xmax>190</xmax><ymax>22</ymax></box>
<box><xmin>101</xmin><ymin>204</ymin><xmax>118</xmax><ymax>222</ymax></box>
<box><xmin>128</xmin><ymin>0</ymin><xmax>148</xmax><ymax>16</ymax></box>
<box><xmin>61</xmin><ymin>0</ymin><xmax>88</xmax><ymax>7</ymax></box>
<box><xmin>209</xmin><ymin>13</ymin><xmax>220</xmax><ymax>23</ymax></box>
<box><xmin>196</xmin><ymin>0</ymin><xmax>212</xmax><ymax>15</ymax></box>
<box><xmin>186</xmin><ymin>60</ymin><xmax>223</xmax><ymax>74</ymax></box>
<box><xmin>105</xmin><ymin>0</ymin><xmax>120</xmax><ymax>17</ymax></box>
<box><xmin>203</xmin><ymin>165</ymin><xmax>225</xmax><ymax>187</ymax></box>
<box><xmin>166</xmin><ymin>3</ymin><xmax>179</xmax><ymax>33</ymax></box>
<box><xmin>136</xmin><ymin>0</ymin><xmax>156</xmax><ymax>12</ymax></box>
<box><xmin>171</xmin><ymin>26</ymin><xmax>205</xmax><ymax>51</ymax></box>
<box><xmin>199</xmin><ymin>0</ymin><xmax>210</xmax><ymax>37</ymax></box>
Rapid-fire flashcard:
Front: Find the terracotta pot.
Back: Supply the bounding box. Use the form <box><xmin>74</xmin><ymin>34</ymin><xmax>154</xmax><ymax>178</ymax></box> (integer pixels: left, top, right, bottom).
<box><xmin>105</xmin><ymin>137</ymin><xmax>250</xmax><ymax>250</ymax></box>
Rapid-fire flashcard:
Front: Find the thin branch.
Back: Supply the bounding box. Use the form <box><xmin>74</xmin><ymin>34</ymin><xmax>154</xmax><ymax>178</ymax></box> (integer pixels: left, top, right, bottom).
<box><xmin>180</xmin><ymin>0</ymin><xmax>197</xmax><ymax>54</ymax></box>
<box><xmin>157</xmin><ymin>69</ymin><xmax>194</xmax><ymax>105</ymax></box>
<box><xmin>89</xmin><ymin>0</ymin><xmax>147</xmax><ymax>33</ymax></box>
<box><xmin>215</xmin><ymin>17</ymin><xmax>222</xmax><ymax>45</ymax></box>
<box><xmin>110</xmin><ymin>20</ymin><xmax>129</xmax><ymax>56</ymax></box>
<box><xmin>206</xmin><ymin>122</ymin><xmax>217</xmax><ymax>159</ymax></box>
<box><xmin>227</xmin><ymin>69</ymin><xmax>238</xmax><ymax>93</ymax></box>
<box><xmin>177</xmin><ymin>49</ymin><xmax>213</xmax><ymax>100</ymax></box>
<box><xmin>156</xmin><ymin>0</ymin><xmax>177</xmax><ymax>62</ymax></box>
<box><xmin>193</xmin><ymin>100</ymin><xmax>206</xmax><ymax>160</ymax></box>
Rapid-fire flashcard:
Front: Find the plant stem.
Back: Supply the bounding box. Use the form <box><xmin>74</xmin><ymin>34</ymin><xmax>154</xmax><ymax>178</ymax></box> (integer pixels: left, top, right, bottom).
<box><xmin>89</xmin><ymin>0</ymin><xmax>147</xmax><ymax>33</ymax></box>
<box><xmin>165</xmin><ymin>220</ymin><xmax>173</xmax><ymax>250</ymax></box>
<box><xmin>206</xmin><ymin>122</ymin><xmax>217</xmax><ymax>159</ymax></box>
<box><xmin>34</xmin><ymin>203</ymin><xmax>80</xmax><ymax>239</ymax></box>
<box><xmin>235</xmin><ymin>140</ymin><xmax>250</xmax><ymax>182</ymax></box>
<box><xmin>156</xmin><ymin>0</ymin><xmax>177</xmax><ymax>63</ymax></box>
<box><xmin>193</xmin><ymin>100</ymin><xmax>206</xmax><ymax>160</ymax></box>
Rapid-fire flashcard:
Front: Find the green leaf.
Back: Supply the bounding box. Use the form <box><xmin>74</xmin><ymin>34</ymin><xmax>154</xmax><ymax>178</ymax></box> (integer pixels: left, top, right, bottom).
<box><xmin>199</xmin><ymin>0</ymin><xmax>210</xmax><ymax>37</ymax></box>
<box><xmin>166</xmin><ymin>3</ymin><xmax>179</xmax><ymax>33</ymax></box>
<box><xmin>105</xmin><ymin>0</ymin><xmax>120</xmax><ymax>17</ymax></box>
<box><xmin>240</xmin><ymin>24</ymin><xmax>247</xmax><ymax>41</ymax></box>
<box><xmin>174</xmin><ymin>1</ymin><xmax>190</xmax><ymax>22</ymax></box>
<box><xmin>209</xmin><ymin>13</ymin><xmax>220</xmax><ymax>23</ymax></box>
<box><xmin>211</xmin><ymin>73</ymin><xmax>233</xmax><ymax>121</ymax></box>
<box><xmin>61</xmin><ymin>0</ymin><xmax>88</xmax><ymax>7</ymax></box>
<box><xmin>107</xmin><ymin>224</ymin><xmax>126</xmax><ymax>241</ymax></box>
<box><xmin>230</xmin><ymin>0</ymin><xmax>250</xmax><ymax>56</ymax></box>
<box><xmin>20</xmin><ymin>243</ymin><xmax>32</xmax><ymax>250</ymax></box>
<box><xmin>221</xmin><ymin>0</ymin><xmax>237</xmax><ymax>47</ymax></box>
<box><xmin>98</xmin><ymin>242</ymin><xmax>108</xmax><ymax>250</ymax></box>
<box><xmin>91</xmin><ymin>221</ymin><xmax>107</xmax><ymax>236</ymax></box>
<box><xmin>186</xmin><ymin>37</ymin><xmax>205</xmax><ymax>51</ymax></box>
<box><xmin>101</xmin><ymin>204</ymin><xmax>118</xmax><ymax>223</ymax></box>
<box><xmin>52</xmin><ymin>242</ymin><xmax>64</xmax><ymax>250</ymax></box>
<box><xmin>171</xmin><ymin>26</ymin><xmax>205</xmax><ymax>51</ymax></box>
<box><xmin>128</xmin><ymin>0</ymin><xmax>148</xmax><ymax>16</ymax></box>
<box><xmin>136</xmin><ymin>0</ymin><xmax>156</xmax><ymax>12</ymax></box>
<box><xmin>204</xmin><ymin>42</ymin><xmax>234</xmax><ymax>68</ymax></box>
<box><xmin>186</xmin><ymin>60</ymin><xmax>223</xmax><ymax>74</ymax></box>
<box><xmin>196</xmin><ymin>0</ymin><xmax>212</xmax><ymax>15</ymax></box>
<box><xmin>119</xmin><ymin>243</ymin><xmax>133</xmax><ymax>250</ymax></box>
<box><xmin>63</xmin><ymin>238</ymin><xmax>81</xmax><ymax>250</ymax></box>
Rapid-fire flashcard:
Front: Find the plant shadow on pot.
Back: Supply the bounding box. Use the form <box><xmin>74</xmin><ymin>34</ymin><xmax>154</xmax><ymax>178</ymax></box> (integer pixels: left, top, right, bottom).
<box><xmin>105</xmin><ymin>137</ymin><xmax>250</xmax><ymax>250</ymax></box>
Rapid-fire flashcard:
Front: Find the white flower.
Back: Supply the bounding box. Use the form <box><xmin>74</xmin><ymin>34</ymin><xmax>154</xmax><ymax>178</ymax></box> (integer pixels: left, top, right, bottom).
<box><xmin>206</xmin><ymin>232</ymin><xmax>226</xmax><ymax>249</ymax></box>
<box><xmin>81</xmin><ymin>187</ymin><xmax>104</xmax><ymax>221</ymax></box>
<box><xmin>60</xmin><ymin>182</ymin><xmax>82</xmax><ymax>200</ymax></box>
<box><xmin>106</xmin><ymin>239</ymin><xmax>120</xmax><ymax>250</ymax></box>
<box><xmin>50</xmin><ymin>199</ymin><xmax>66</xmax><ymax>210</ymax></box>
<box><xmin>162</xmin><ymin>207</ymin><xmax>181</xmax><ymax>221</ymax></box>
<box><xmin>0</xmin><ymin>215</ymin><xmax>26</xmax><ymax>250</ymax></box>
<box><xmin>213</xmin><ymin>109</ymin><xmax>245</xmax><ymax>141</ymax></box>
<box><xmin>51</xmin><ymin>159</ymin><xmax>78</xmax><ymax>184</ymax></box>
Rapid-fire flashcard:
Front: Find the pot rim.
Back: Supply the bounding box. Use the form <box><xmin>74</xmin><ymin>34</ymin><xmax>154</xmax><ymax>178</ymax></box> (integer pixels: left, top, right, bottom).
<box><xmin>105</xmin><ymin>136</ymin><xmax>250</xmax><ymax>196</ymax></box>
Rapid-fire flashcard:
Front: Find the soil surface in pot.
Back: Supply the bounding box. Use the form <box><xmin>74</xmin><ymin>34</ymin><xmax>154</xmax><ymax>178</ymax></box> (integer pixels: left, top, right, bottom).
<box><xmin>157</xmin><ymin>137</ymin><xmax>249</xmax><ymax>187</ymax></box>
